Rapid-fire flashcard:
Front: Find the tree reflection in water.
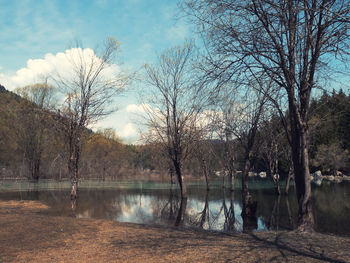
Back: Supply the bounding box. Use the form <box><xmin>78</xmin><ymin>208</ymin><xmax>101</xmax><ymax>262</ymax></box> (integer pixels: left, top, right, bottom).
<box><xmin>286</xmin><ymin>196</ymin><xmax>295</xmax><ymax>229</ymax></box>
<box><xmin>1</xmin><ymin>180</ymin><xmax>349</xmax><ymax>235</ymax></box>
<box><xmin>160</xmin><ymin>186</ymin><xmax>179</xmax><ymax>223</ymax></box>
<box><xmin>175</xmin><ymin>198</ymin><xmax>187</xmax><ymax>226</ymax></box>
<box><xmin>70</xmin><ymin>199</ymin><xmax>77</xmax><ymax>217</ymax></box>
<box><xmin>242</xmin><ymin>192</ymin><xmax>258</xmax><ymax>233</ymax></box>
<box><xmin>268</xmin><ymin>195</ymin><xmax>280</xmax><ymax>230</ymax></box>
<box><xmin>192</xmin><ymin>191</ymin><xmax>209</xmax><ymax>229</ymax></box>
<box><xmin>223</xmin><ymin>191</ymin><xmax>235</xmax><ymax>232</ymax></box>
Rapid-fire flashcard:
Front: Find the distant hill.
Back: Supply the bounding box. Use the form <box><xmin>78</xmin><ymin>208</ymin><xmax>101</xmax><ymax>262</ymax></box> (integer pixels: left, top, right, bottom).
<box><xmin>0</xmin><ymin>84</ymin><xmax>21</xmax><ymax>102</ymax></box>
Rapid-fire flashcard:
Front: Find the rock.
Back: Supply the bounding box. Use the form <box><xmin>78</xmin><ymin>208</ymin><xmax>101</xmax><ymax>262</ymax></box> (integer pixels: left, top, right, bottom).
<box><xmin>336</xmin><ymin>171</ymin><xmax>343</xmax><ymax>176</ymax></box>
<box><xmin>272</xmin><ymin>174</ymin><xmax>279</xmax><ymax>180</ymax></box>
<box><xmin>259</xmin><ymin>172</ymin><xmax>266</xmax><ymax>178</ymax></box>
<box><xmin>248</xmin><ymin>172</ymin><xmax>257</xmax><ymax>177</ymax></box>
<box><xmin>334</xmin><ymin>176</ymin><xmax>343</xmax><ymax>183</ymax></box>
<box><xmin>314</xmin><ymin>179</ymin><xmax>322</xmax><ymax>186</ymax></box>
<box><xmin>315</xmin><ymin>170</ymin><xmax>322</xmax><ymax>178</ymax></box>
<box><xmin>326</xmin><ymin>175</ymin><xmax>335</xmax><ymax>181</ymax></box>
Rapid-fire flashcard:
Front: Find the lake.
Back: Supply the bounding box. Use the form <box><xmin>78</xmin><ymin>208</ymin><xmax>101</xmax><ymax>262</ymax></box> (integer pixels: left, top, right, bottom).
<box><xmin>0</xmin><ymin>179</ymin><xmax>349</xmax><ymax>236</ymax></box>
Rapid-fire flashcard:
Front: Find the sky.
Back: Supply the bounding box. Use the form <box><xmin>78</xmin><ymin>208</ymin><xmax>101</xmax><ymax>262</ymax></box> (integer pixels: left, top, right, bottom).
<box><xmin>0</xmin><ymin>0</ymin><xmax>190</xmax><ymax>143</ymax></box>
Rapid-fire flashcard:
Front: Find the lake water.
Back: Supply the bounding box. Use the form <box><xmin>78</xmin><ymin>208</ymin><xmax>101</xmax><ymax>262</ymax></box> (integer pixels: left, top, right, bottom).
<box><xmin>0</xmin><ymin>179</ymin><xmax>349</xmax><ymax>236</ymax></box>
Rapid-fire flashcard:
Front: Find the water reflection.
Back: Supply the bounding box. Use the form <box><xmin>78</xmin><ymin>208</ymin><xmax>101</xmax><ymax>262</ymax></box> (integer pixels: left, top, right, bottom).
<box><xmin>0</xmin><ymin>180</ymin><xmax>349</xmax><ymax>236</ymax></box>
<box><xmin>223</xmin><ymin>191</ymin><xmax>235</xmax><ymax>232</ymax></box>
<box><xmin>175</xmin><ymin>198</ymin><xmax>187</xmax><ymax>226</ymax></box>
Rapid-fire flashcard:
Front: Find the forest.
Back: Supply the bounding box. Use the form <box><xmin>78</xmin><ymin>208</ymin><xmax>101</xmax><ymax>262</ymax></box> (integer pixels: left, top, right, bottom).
<box><xmin>1</xmin><ymin>83</ymin><xmax>349</xmax><ymax>182</ymax></box>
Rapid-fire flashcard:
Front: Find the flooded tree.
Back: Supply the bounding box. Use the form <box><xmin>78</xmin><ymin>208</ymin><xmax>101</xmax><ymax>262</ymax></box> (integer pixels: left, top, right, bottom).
<box><xmin>143</xmin><ymin>42</ymin><xmax>205</xmax><ymax>199</ymax></box>
<box><xmin>259</xmin><ymin>116</ymin><xmax>286</xmax><ymax>195</ymax></box>
<box><xmin>182</xmin><ymin>0</ymin><xmax>350</xmax><ymax>232</ymax></box>
<box><xmin>55</xmin><ymin>38</ymin><xmax>128</xmax><ymax>199</ymax></box>
<box><xmin>217</xmin><ymin>80</ymin><xmax>271</xmax><ymax>220</ymax></box>
<box><xmin>223</xmin><ymin>191</ymin><xmax>236</xmax><ymax>232</ymax></box>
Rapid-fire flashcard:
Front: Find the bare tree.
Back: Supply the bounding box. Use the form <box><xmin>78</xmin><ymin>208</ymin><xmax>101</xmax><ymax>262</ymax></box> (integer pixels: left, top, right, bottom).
<box><xmin>55</xmin><ymin>38</ymin><xmax>128</xmax><ymax>199</ymax></box>
<box><xmin>142</xmin><ymin>42</ymin><xmax>205</xmax><ymax>199</ymax></box>
<box><xmin>219</xmin><ymin>80</ymin><xmax>270</xmax><ymax>220</ymax></box>
<box><xmin>182</xmin><ymin>0</ymin><xmax>350</xmax><ymax>232</ymax></box>
<box><xmin>14</xmin><ymin>83</ymin><xmax>55</xmax><ymax>180</ymax></box>
<box><xmin>259</xmin><ymin>116</ymin><xmax>286</xmax><ymax>195</ymax></box>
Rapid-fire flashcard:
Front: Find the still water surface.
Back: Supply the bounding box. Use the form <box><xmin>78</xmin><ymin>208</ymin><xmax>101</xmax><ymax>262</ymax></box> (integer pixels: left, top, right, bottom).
<box><xmin>0</xmin><ymin>179</ymin><xmax>349</xmax><ymax>236</ymax></box>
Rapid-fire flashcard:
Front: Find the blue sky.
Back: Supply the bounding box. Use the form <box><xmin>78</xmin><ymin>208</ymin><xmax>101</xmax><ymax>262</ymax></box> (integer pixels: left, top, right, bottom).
<box><xmin>0</xmin><ymin>0</ymin><xmax>190</xmax><ymax>143</ymax></box>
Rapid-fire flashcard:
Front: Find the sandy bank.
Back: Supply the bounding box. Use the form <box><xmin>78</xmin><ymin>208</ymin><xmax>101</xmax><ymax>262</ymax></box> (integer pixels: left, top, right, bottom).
<box><xmin>0</xmin><ymin>200</ymin><xmax>349</xmax><ymax>262</ymax></box>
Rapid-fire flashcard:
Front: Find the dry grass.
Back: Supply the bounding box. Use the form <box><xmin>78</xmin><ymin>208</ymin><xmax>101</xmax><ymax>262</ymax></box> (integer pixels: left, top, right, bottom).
<box><xmin>0</xmin><ymin>200</ymin><xmax>349</xmax><ymax>263</ymax></box>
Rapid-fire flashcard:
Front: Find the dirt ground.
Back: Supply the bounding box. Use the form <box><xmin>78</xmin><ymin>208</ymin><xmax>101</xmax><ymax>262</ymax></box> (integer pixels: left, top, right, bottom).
<box><xmin>0</xmin><ymin>200</ymin><xmax>349</xmax><ymax>263</ymax></box>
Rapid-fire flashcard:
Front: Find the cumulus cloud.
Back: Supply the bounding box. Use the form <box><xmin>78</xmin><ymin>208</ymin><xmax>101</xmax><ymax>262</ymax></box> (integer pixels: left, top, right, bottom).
<box><xmin>118</xmin><ymin>123</ymin><xmax>138</xmax><ymax>138</ymax></box>
<box><xmin>126</xmin><ymin>104</ymin><xmax>145</xmax><ymax>113</ymax></box>
<box><xmin>0</xmin><ymin>48</ymin><xmax>120</xmax><ymax>91</ymax></box>
<box><xmin>125</xmin><ymin>103</ymin><xmax>153</xmax><ymax>114</ymax></box>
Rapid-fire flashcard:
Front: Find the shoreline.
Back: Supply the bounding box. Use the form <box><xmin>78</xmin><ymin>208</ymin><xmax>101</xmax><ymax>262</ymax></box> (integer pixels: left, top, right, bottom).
<box><xmin>1</xmin><ymin>200</ymin><xmax>350</xmax><ymax>262</ymax></box>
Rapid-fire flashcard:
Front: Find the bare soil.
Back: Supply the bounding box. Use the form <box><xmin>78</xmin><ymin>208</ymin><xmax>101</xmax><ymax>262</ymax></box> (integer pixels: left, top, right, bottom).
<box><xmin>0</xmin><ymin>200</ymin><xmax>349</xmax><ymax>263</ymax></box>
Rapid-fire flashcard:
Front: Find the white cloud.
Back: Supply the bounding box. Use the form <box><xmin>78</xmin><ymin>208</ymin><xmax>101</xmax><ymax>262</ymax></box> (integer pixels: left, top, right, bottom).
<box><xmin>118</xmin><ymin>123</ymin><xmax>138</xmax><ymax>138</ymax></box>
<box><xmin>125</xmin><ymin>103</ymin><xmax>153</xmax><ymax>113</ymax></box>
<box><xmin>0</xmin><ymin>48</ymin><xmax>121</xmax><ymax>91</ymax></box>
<box><xmin>126</xmin><ymin>104</ymin><xmax>145</xmax><ymax>113</ymax></box>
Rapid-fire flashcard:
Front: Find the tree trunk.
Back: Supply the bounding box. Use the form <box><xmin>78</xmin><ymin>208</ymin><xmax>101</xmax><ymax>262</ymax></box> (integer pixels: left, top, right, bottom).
<box><xmin>29</xmin><ymin>158</ymin><xmax>40</xmax><ymax>181</ymax></box>
<box><xmin>174</xmin><ymin>161</ymin><xmax>187</xmax><ymax>199</ymax></box>
<box><xmin>70</xmin><ymin>172</ymin><xmax>78</xmax><ymax>200</ymax></box>
<box><xmin>201</xmin><ymin>159</ymin><xmax>210</xmax><ymax>191</ymax></box>
<box><xmin>199</xmin><ymin>191</ymin><xmax>209</xmax><ymax>228</ymax></box>
<box><xmin>175</xmin><ymin>197</ymin><xmax>187</xmax><ymax>226</ymax></box>
<box><xmin>169</xmin><ymin>166</ymin><xmax>175</xmax><ymax>185</ymax></box>
<box><xmin>70</xmin><ymin>199</ymin><xmax>77</xmax><ymax>217</ymax></box>
<box><xmin>223</xmin><ymin>190</ymin><xmax>235</xmax><ymax>231</ymax></box>
<box><xmin>290</xmin><ymin>121</ymin><xmax>314</xmax><ymax>232</ymax></box>
<box><xmin>269</xmin><ymin>195</ymin><xmax>281</xmax><ymax>230</ymax></box>
<box><xmin>286</xmin><ymin>196</ymin><xmax>295</xmax><ymax>229</ymax></box>
<box><xmin>222</xmin><ymin>173</ymin><xmax>226</xmax><ymax>189</ymax></box>
<box><xmin>285</xmin><ymin>166</ymin><xmax>294</xmax><ymax>195</ymax></box>
<box><xmin>241</xmin><ymin>153</ymin><xmax>257</xmax><ymax>219</ymax></box>
<box><xmin>274</xmin><ymin>180</ymin><xmax>281</xmax><ymax>195</ymax></box>
<box><xmin>204</xmin><ymin>172</ymin><xmax>210</xmax><ymax>191</ymax></box>
<box><xmin>70</xmin><ymin>136</ymin><xmax>81</xmax><ymax>200</ymax></box>
<box><xmin>229</xmin><ymin>170</ymin><xmax>235</xmax><ymax>192</ymax></box>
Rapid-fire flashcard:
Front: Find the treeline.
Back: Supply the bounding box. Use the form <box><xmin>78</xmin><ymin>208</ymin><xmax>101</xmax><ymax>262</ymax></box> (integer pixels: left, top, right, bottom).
<box><xmin>0</xmin><ymin>84</ymin><xmax>220</xmax><ymax>180</ymax></box>
<box><xmin>1</xmin><ymin>84</ymin><xmax>349</xmax><ymax>181</ymax></box>
<box><xmin>0</xmin><ymin>85</ymin><xmax>151</xmax><ymax>180</ymax></box>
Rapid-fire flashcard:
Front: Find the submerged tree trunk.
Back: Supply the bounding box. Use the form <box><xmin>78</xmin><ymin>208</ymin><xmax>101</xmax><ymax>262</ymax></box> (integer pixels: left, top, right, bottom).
<box><xmin>269</xmin><ymin>195</ymin><xmax>281</xmax><ymax>230</ymax></box>
<box><xmin>273</xmin><ymin>180</ymin><xmax>281</xmax><ymax>195</ymax></box>
<box><xmin>241</xmin><ymin>153</ymin><xmax>257</xmax><ymax>220</ymax></box>
<box><xmin>70</xmin><ymin>199</ymin><xmax>77</xmax><ymax>217</ymax></box>
<box><xmin>223</xmin><ymin>190</ymin><xmax>235</xmax><ymax>232</ymax></box>
<box><xmin>174</xmin><ymin>160</ymin><xmax>187</xmax><ymax>199</ymax></box>
<box><xmin>222</xmin><ymin>173</ymin><xmax>226</xmax><ymax>189</ymax></box>
<box><xmin>290</xmin><ymin>114</ymin><xmax>314</xmax><ymax>232</ymax></box>
<box><xmin>69</xmin><ymin>135</ymin><xmax>81</xmax><ymax>200</ymax></box>
<box><xmin>229</xmin><ymin>171</ymin><xmax>235</xmax><ymax>192</ymax></box>
<box><xmin>175</xmin><ymin>198</ymin><xmax>187</xmax><ymax>226</ymax></box>
<box><xmin>198</xmin><ymin>191</ymin><xmax>209</xmax><ymax>228</ymax></box>
<box><xmin>286</xmin><ymin>196</ymin><xmax>295</xmax><ymax>229</ymax></box>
